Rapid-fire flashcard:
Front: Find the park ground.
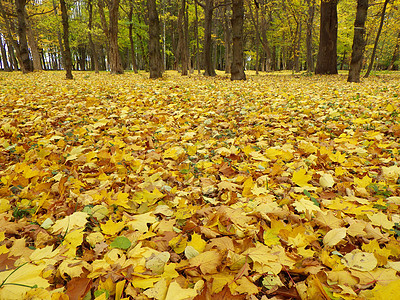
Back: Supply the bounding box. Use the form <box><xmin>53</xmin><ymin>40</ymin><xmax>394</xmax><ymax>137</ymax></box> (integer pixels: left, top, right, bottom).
<box><xmin>0</xmin><ymin>71</ymin><xmax>400</xmax><ymax>299</ymax></box>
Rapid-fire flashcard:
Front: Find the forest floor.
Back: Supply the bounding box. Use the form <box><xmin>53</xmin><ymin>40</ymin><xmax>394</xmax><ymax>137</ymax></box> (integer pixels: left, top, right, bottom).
<box><xmin>0</xmin><ymin>71</ymin><xmax>400</xmax><ymax>299</ymax></box>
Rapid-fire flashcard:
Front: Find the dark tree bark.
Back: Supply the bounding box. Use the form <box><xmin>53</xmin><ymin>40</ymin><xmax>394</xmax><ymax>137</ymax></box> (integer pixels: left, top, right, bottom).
<box><xmin>109</xmin><ymin>0</ymin><xmax>123</xmax><ymax>74</ymax></box>
<box><xmin>348</xmin><ymin>0</ymin><xmax>368</xmax><ymax>82</ymax></box>
<box><xmin>128</xmin><ymin>2</ymin><xmax>138</xmax><ymax>73</ymax></box>
<box><xmin>88</xmin><ymin>0</ymin><xmax>99</xmax><ymax>73</ymax></box>
<box><xmin>194</xmin><ymin>0</ymin><xmax>200</xmax><ymax>73</ymax></box>
<box><xmin>60</xmin><ymin>0</ymin><xmax>73</xmax><ymax>79</ymax></box>
<box><xmin>223</xmin><ymin>0</ymin><xmax>232</xmax><ymax>73</ymax></box>
<box><xmin>177</xmin><ymin>0</ymin><xmax>188</xmax><ymax>75</ymax></box>
<box><xmin>388</xmin><ymin>31</ymin><xmax>400</xmax><ymax>71</ymax></box>
<box><xmin>202</xmin><ymin>0</ymin><xmax>216</xmax><ymax>76</ymax></box>
<box><xmin>15</xmin><ymin>0</ymin><xmax>33</xmax><ymax>73</ymax></box>
<box><xmin>148</xmin><ymin>0</ymin><xmax>163</xmax><ymax>78</ymax></box>
<box><xmin>315</xmin><ymin>0</ymin><xmax>338</xmax><ymax>75</ymax></box>
<box><xmin>364</xmin><ymin>0</ymin><xmax>389</xmax><ymax>78</ymax></box>
<box><xmin>231</xmin><ymin>0</ymin><xmax>245</xmax><ymax>80</ymax></box>
<box><xmin>306</xmin><ymin>0</ymin><xmax>315</xmax><ymax>72</ymax></box>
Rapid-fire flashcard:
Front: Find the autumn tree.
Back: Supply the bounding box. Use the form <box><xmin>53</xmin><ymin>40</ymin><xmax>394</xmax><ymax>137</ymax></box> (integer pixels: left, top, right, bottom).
<box><xmin>364</xmin><ymin>0</ymin><xmax>389</xmax><ymax>78</ymax></box>
<box><xmin>148</xmin><ymin>0</ymin><xmax>163</xmax><ymax>78</ymax></box>
<box><xmin>60</xmin><ymin>0</ymin><xmax>73</xmax><ymax>79</ymax></box>
<box><xmin>347</xmin><ymin>0</ymin><xmax>368</xmax><ymax>83</ymax></box>
<box><xmin>15</xmin><ymin>0</ymin><xmax>33</xmax><ymax>73</ymax></box>
<box><xmin>315</xmin><ymin>0</ymin><xmax>338</xmax><ymax>74</ymax></box>
<box><xmin>231</xmin><ymin>0</ymin><xmax>245</xmax><ymax>80</ymax></box>
<box><xmin>197</xmin><ymin>0</ymin><xmax>216</xmax><ymax>76</ymax></box>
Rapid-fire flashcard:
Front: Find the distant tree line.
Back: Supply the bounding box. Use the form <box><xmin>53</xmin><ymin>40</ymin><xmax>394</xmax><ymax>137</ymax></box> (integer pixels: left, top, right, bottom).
<box><xmin>0</xmin><ymin>0</ymin><xmax>399</xmax><ymax>81</ymax></box>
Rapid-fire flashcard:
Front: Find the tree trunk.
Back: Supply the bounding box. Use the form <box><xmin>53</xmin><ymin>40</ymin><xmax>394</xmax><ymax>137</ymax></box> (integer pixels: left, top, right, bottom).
<box><xmin>224</xmin><ymin>0</ymin><xmax>232</xmax><ymax>73</ymax></box>
<box><xmin>0</xmin><ymin>36</ymin><xmax>10</xmax><ymax>71</ymax></box>
<box><xmin>109</xmin><ymin>0</ymin><xmax>123</xmax><ymax>74</ymax></box>
<box><xmin>348</xmin><ymin>0</ymin><xmax>368</xmax><ymax>82</ymax></box>
<box><xmin>294</xmin><ymin>21</ymin><xmax>301</xmax><ymax>73</ymax></box>
<box><xmin>15</xmin><ymin>0</ymin><xmax>33</xmax><ymax>73</ymax></box>
<box><xmin>194</xmin><ymin>0</ymin><xmax>200</xmax><ymax>74</ymax></box>
<box><xmin>128</xmin><ymin>2</ymin><xmax>138</xmax><ymax>73</ymax></box>
<box><xmin>203</xmin><ymin>0</ymin><xmax>216</xmax><ymax>76</ymax></box>
<box><xmin>306</xmin><ymin>0</ymin><xmax>315</xmax><ymax>72</ymax></box>
<box><xmin>364</xmin><ymin>0</ymin><xmax>389</xmax><ymax>78</ymax></box>
<box><xmin>26</xmin><ymin>20</ymin><xmax>42</xmax><ymax>70</ymax></box>
<box><xmin>231</xmin><ymin>0</ymin><xmax>246</xmax><ymax>80</ymax></box>
<box><xmin>177</xmin><ymin>0</ymin><xmax>188</xmax><ymax>74</ymax></box>
<box><xmin>388</xmin><ymin>31</ymin><xmax>400</xmax><ymax>71</ymax></box>
<box><xmin>88</xmin><ymin>0</ymin><xmax>99</xmax><ymax>73</ymax></box>
<box><xmin>148</xmin><ymin>0</ymin><xmax>163</xmax><ymax>78</ymax></box>
<box><xmin>315</xmin><ymin>0</ymin><xmax>338</xmax><ymax>75</ymax></box>
<box><xmin>60</xmin><ymin>0</ymin><xmax>73</xmax><ymax>79</ymax></box>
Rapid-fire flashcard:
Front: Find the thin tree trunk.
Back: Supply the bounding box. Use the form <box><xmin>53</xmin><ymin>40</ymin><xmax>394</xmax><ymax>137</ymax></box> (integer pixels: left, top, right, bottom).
<box><xmin>294</xmin><ymin>21</ymin><xmax>301</xmax><ymax>73</ymax></box>
<box><xmin>52</xmin><ymin>0</ymin><xmax>64</xmax><ymax>70</ymax></box>
<box><xmin>224</xmin><ymin>0</ymin><xmax>232</xmax><ymax>73</ymax></box>
<box><xmin>231</xmin><ymin>0</ymin><xmax>246</xmax><ymax>80</ymax></box>
<box><xmin>388</xmin><ymin>31</ymin><xmax>400</xmax><ymax>71</ymax></box>
<box><xmin>203</xmin><ymin>0</ymin><xmax>216</xmax><ymax>76</ymax></box>
<box><xmin>148</xmin><ymin>0</ymin><xmax>163</xmax><ymax>78</ymax></box>
<box><xmin>0</xmin><ymin>36</ymin><xmax>10</xmax><ymax>71</ymax></box>
<box><xmin>128</xmin><ymin>2</ymin><xmax>138</xmax><ymax>73</ymax></box>
<box><xmin>315</xmin><ymin>0</ymin><xmax>338</xmax><ymax>74</ymax></box>
<box><xmin>364</xmin><ymin>0</ymin><xmax>389</xmax><ymax>78</ymax></box>
<box><xmin>347</xmin><ymin>0</ymin><xmax>368</xmax><ymax>82</ymax></box>
<box><xmin>88</xmin><ymin>0</ymin><xmax>99</xmax><ymax>73</ymax></box>
<box><xmin>195</xmin><ymin>0</ymin><xmax>200</xmax><ymax>74</ymax></box>
<box><xmin>60</xmin><ymin>0</ymin><xmax>73</xmax><ymax>79</ymax></box>
<box><xmin>306</xmin><ymin>0</ymin><xmax>315</xmax><ymax>72</ymax></box>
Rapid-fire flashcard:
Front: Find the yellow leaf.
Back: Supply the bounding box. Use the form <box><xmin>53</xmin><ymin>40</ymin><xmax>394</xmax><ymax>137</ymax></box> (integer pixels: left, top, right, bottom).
<box><xmin>29</xmin><ymin>245</ymin><xmax>60</xmax><ymax>262</ymax></box>
<box><xmin>100</xmin><ymin>219</ymin><xmax>126</xmax><ymax>235</ymax></box>
<box><xmin>63</xmin><ymin>228</ymin><xmax>84</xmax><ymax>257</ymax></box>
<box><xmin>131</xmin><ymin>276</ymin><xmax>160</xmax><ymax>289</ymax></box>
<box><xmin>162</xmin><ymin>263</ymin><xmax>179</xmax><ymax>281</ymax></box>
<box><xmin>354</xmin><ymin>175</ymin><xmax>372</xmax><ymax>189</ymax></box>
<box><xmin>145</xmin><ymin>252</ymin><xmax>170</xmax><ymax>274</ymax></box>
<box><xmin>242</xmin><ymin>177</ymin><xmax>254</xmax><ymax>197</ymax></box>
<box><xmin>143</xmin><ymin>278</ymin><xmax>168</xmax><ymax>300</ymax></box>
<box><xmin>115</xmin><ymin>280</ymin><xmax>126</xmax><ymax>300</ymax></box>
<box><xmin>187</xmin><ymin>233</ymin><xmax>207</xmax><ymax>253</ymax></box>
<box><xmin>189</xmin><ymin>250</ymin><xmax>222</xmax><ymax>274</ymax></box>
<box><xmin>0</xmin><ymin>263</ymin><xmax>50</xmax><ymax>300</ymax></box>
<box><xmin>292</xmin><ymin>168</ymin><xmax>312</xmax><ymax>187</ymax></box>
<box><xmin>243</xmin><ymin>243</ymin><xmax>277</xmax><ymax>265</ymax></box>
<box><xmin>127</xmin><ymin>212</ymin><xmax>157</xmax><ymax>233</ymax></box>
<box><xmin>169</xmin><ymin>235</ymin><xmax>187</xmax><ymax>254</ymax></box>
<box><xmin>319</xmin><ymin>173</ymin><xmax>335</xmax><ymax>188</ymax></box>
<box><xmin>58</xmin><ymin>259</ymin><xmax>91</xmax><ymax>279</ymax></box>
<box><xmin>386</xmin><ymin>103</ymin><xmax>395</xmax><ymax>113</ymax></box>
<box><xmin>163</xmin><ymin>146</ymin><xmax>185</xmax><ymax>160</ymax></box>
<box><xmin>209</xmin><ymin>272</ymin><xmax>235</xmax><ymax>293</ymax></box>
<box><xmin>341</xmin><ymin>250</ymin><xmax>377</xmax><ymax>271</ymax></box>
<box><xmin>358</xmin><ymin>278</ymin><xmax>400</xmax><ymax>300</ymax></box>
<box><xmin>293</xmin><ymin>198</ymin><xmax>321</xmax><ymax>214</ymax></box>
<box><xmin>234</xmin><ymin>277</ymin><xmax>259</xmax><ymax>295</ymax></box>
<box><xmin>164</xmin><ymin>281</ymin><xmax>197</xmax><ymax>300</ymax></box>
<box><xmin>368</xmin><ymin>212</ymin><xmax>394</xmax><ymax>230</ymax></box>
<box><xmin>323</xmin><ymin>228</ymin><xmax>347</xmax><ymax>247</ymax></box>
<box><xmin>0</xmin><ymin>198</ymin><xmax>11</xmax><ymax>213</ymax></box>
<box><xmin>52</xmin><ymin>211</ymin><xmax>89</xmax><ymax>235</ymax></box>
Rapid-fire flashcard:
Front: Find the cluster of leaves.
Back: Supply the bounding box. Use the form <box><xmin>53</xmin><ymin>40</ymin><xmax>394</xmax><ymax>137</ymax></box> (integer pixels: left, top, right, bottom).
<box><xmin>0</xmin><ymin>71</ymin><xmax>400</xmax><ymax>300</ymax></box>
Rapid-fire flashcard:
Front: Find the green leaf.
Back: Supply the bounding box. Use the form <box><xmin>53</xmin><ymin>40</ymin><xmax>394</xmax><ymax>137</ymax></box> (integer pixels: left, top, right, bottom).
<box><xmin>110</xmin><ymin>236</ymin><xmax>132</xmax><ymax>250</ymax></box>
